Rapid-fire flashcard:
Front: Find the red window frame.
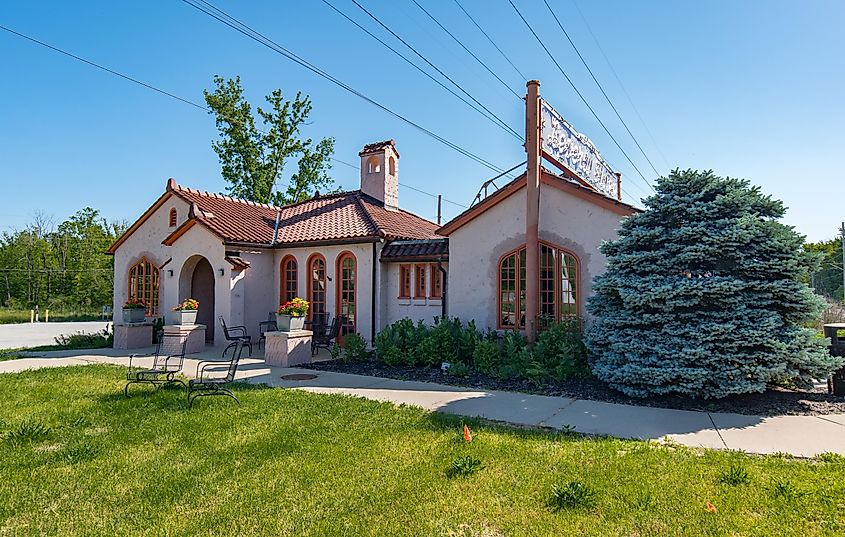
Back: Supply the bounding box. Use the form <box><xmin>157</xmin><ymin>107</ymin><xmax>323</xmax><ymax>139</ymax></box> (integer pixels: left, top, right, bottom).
<box><xmin>306</xmin><ymin>254</ymin><xmax>327</xmax><ymax>323</ymax></box>
<box><xmin>128</xmin><ymin>257</ymin><xmax>160</xmax><ymax>316</ymax></box>
<box><xmin>336</xmin><ymin>252</ymin><xmax>357</xmax><ymax>336</ymax></box>
<box><xmin>414</xmin><ymin>264</ymin><xmax>427</xmax><ymax>298</ymax></box>
<box><xmin>430</xmin><ymin>264</ymin><xmax>443</xmax><ymax>298</ymax></box>
<box><xmin>280</xmin><ymin>255</ymin><xmax>298</xmax><ymax>304</ymax></box>
<box><xmin>399</xmin><ymin>264</ymin><xmax>411</xmax><ymax>298</ymax></box>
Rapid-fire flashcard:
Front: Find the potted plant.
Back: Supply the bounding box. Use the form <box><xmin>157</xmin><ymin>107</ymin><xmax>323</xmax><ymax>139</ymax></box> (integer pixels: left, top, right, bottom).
<box><xmin>277</xmin><ymin>297</ymin><xmax>309</xmax><ymax>331</ymax></box>
<box><xmin>122</xmin><ymin>298</ymin><xmax>147</xmax><ymax>324</ymax></box>
<box><xmin>171</xmin><ymin>298</ymin><xmax>199</xmax><ymax>326</ymax></box>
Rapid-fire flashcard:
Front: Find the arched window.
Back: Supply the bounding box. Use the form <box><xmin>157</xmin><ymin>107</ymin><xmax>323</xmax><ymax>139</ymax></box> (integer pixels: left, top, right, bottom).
<box><xmin>128</xmin><ymin>257</ymin><xmax>160</xmax><ymax>316</ymax></box>
<box><xmin>497</xmin><ymin>242</ymin><xmax>579</xmax><ymax>329</ymax></box>
<box><xmin>388</xmin><ymin>156</ymin><xmax>396</xmax><ymax>175</ymax></box>
<box><xmin>367</xmin><ymin>155</ymin><xmax>380</xmax><ymax>174</ymax></box>
<box><xmin>307</xmin><ymin>254</ymin><xmax>327</xmax><ymax>324</ymax></box>
<box><xmin>280</xmin><ymin>255</ymin><xmax>298</xmax><ymax>303</ymax></box>
<box><xmin>168</xmin><ymin>208</ymin><xmax>177</xmax><ymax>227</ymax></box>
<box><xmin>336</xmin><ymin>252</ymin><xmax>357</xmax><ymax>336</ymax></box>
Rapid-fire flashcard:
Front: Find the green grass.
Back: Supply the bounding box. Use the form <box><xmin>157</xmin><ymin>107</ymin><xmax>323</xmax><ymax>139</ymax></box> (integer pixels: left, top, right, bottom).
<box><xmin>1</xmin><ymin>366</ymin><xmax>844</xmax><ymax>536</ymax></box>
<box><xmin>0</xmin><ymin>308</ymin><xmax>104</xmax><ymax>324</ymax></box>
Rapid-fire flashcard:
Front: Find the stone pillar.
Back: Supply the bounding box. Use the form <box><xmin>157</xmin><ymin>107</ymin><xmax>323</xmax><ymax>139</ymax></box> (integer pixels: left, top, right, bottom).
<box><xmin>162</xmin><ymin>324</ymin><xmax>206</xmax><ymax>354</ymax></box>
<box><xmin>114</xmin><ymin>324</ymin><xmax>153</xmax><ymax>350</ymax></box>
<box><xmin>264</xmin><ymin>330</ymin><xmax>313</xmax><ymax>367</ymax></box>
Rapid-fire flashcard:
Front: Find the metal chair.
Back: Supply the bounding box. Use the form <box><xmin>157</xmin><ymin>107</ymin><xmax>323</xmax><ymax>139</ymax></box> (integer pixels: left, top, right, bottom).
<box><xmin>187</xmin><ymin>340</ymin><xmax>245</xmax><ymax>407</ymax></box>
<box><xmin>312</xmin><ymin>315</ymin><xmax>345</xmax><ymax>356</ymax></box>
<box><xmin>258</xmin><ymin>312</ymin><xmax>277</xmax><ymax>350</ymax></box>
<box><xmin>124</xmin><ymin>331</ymin><xmax>187</xmax><ymax>396</ymax></box>
<box><xmin>219</xmin><ymin>315</ymin><xmax>252</xmax><ymax>358</ymax></box>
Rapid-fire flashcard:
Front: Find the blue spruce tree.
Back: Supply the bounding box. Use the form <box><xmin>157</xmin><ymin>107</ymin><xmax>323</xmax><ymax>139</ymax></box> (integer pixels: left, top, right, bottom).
<box><xmin>585</xmin><ymin>169</ymin><xmax>842</xmax><ymax>399</ymax></box>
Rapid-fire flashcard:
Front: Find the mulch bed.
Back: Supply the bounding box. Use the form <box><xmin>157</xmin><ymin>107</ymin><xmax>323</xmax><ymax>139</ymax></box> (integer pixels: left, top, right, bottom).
<box><xmin>301</xmin><ymin>361</ymin><xmax>845</xmax><ymax>417</ymax></box>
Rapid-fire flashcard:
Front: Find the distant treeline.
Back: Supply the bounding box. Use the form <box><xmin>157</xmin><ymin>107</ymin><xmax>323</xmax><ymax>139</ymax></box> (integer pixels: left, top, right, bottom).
<box><xmin>805</xmin><ymin>238</ymin><xmax>844</xmax><ymax>301</ymax></box>
<box><xmin>0</xmin><ymin>208</ymin><xmax>127</xmax><ymax>311</ymax></box>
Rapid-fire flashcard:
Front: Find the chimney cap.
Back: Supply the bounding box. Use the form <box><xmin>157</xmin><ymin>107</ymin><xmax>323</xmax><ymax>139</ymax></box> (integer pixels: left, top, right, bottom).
<box><xmin>359</xmin><ymin>139</ymin><xmax>399</xmax><ymax>158</ymax></box>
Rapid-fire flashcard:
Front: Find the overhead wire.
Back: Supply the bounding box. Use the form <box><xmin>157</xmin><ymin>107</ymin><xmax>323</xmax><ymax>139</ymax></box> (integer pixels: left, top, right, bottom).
<box><xmin>507</xmin><ymin>0</ymin><xmax>657</xmax><ymax>194</ymax></box>
<box><xmin>451</xmin><ymin>0</ymin><xmax>527</xmax><ymax>81</ymax></box>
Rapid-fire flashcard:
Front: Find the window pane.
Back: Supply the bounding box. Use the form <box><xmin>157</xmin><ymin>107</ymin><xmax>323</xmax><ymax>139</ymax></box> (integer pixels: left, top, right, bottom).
<box><xmin>539</xmin><ymin>244</ymin><xmax>556</xmax><ymax>326</ymax></box>
<box><xmin>560</xmin><ymin>251</ymin><xmax>578</xmax><ymax>319</ymax></box>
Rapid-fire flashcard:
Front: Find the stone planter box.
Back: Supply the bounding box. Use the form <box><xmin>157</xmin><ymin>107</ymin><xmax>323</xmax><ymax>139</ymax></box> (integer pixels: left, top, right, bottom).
<box><xmin>276</xmin><ymin>314</ymin><xmax>305</xmax><ymax>332</ymax></box>
<box><xmin>172</xmin><ymin>310</ymin><xmax>198</xmax><ymax>326</ymax></box>
<box><xmin>265</xmin><ymin>330</ymin><xmax>313</xmax><ymax>367</ymax></box>
<box><xmin>122</xmin><ymin>308</ymin><xmax>146</xmax><ymax>324</ymax></box>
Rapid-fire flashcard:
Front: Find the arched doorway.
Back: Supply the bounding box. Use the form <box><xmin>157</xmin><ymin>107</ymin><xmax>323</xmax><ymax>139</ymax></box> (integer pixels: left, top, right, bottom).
<box><xmin>179</xmin><ymin>255</ymin><xmax>215</xmax><ymax>343</ymax></box>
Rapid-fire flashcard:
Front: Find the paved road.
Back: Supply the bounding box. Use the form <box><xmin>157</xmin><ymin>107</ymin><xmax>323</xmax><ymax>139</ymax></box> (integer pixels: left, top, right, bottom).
<box><xmin>0</xmin><ymin>321</ymin><xmax>111</xmax><ymax>349</ymax></box>
<box><xmin>3</xmin><ymin>347</ymin><xmax>844</xmax><ymax>458</ymax></box>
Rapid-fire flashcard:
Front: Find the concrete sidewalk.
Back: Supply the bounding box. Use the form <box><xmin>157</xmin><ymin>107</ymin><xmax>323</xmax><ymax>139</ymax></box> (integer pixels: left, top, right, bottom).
<box><xmin>3</xmin><ymin>348</ymin><xmax>845</xmax><ymax>458</ymax></box>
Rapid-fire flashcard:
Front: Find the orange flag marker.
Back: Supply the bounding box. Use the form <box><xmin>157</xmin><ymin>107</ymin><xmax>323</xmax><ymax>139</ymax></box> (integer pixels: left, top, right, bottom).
<box><xmin>463</xmin><ymin>424</ymin><xmax>472</xmax><ymax>443</ymax></box>
<box><xmin>705</xmin><ymin>502</ymin><xmax>717</xmax><ymax>513</ymax></box>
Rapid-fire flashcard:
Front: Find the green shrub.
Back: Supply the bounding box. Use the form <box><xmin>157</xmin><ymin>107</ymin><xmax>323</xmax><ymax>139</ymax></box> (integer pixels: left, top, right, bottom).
<box><xmin>447</xmin><ymin>361</ymin><xmax>470</xmax><ymax>377</ymax></box>
<box><xmin>771</xmin><ymin>479</ymin><xmax>804</xmax><ymax>501</ymax></box>
<box><xmin>54</xmin><ymin>326</ymin><xmax>113</xmax><ymax>349</ymax></box>
<box><xmin>341</xmin><ymin>333</ymin><xmax>370</xmax><ymax>362</ymax></box>
<box><xmin>533</xmin><ymin>320</ymin><xmax>590</xmax><ymax>381</ymax></box>
<box><xmin>473</xmin><ymin>340</ymin><xmax>501</xmax><ymax>375</ymax></box>
<box><xmin>375</xmin><ymin>318</ymin><xmax>428</xmax><ymax>365</ymax></box>
<box><xmin>446</xmin><ymin>455</ymin><xmax>483</xmax><ymax>478</ymax></box>
<box><xmin>549</xmin><ymin>480</ymin><xmax>597</xmax><ymax>510</ymax></box>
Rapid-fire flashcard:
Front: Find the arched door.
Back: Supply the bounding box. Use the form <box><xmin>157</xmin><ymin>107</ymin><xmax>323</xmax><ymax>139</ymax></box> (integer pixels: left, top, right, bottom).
<box><xmin>336</xmin><ymin>252</ymin><xmax>356</xmax><ymax>340</ymax></box>
<box><xmin>191</xmin><ymin>257</ymin><xmax>215</xmax><ymax>342</ymax></box>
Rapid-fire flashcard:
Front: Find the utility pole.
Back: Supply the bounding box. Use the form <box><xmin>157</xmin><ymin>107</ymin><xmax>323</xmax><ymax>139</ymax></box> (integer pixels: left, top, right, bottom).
<box><xmin>840</xmin><ymin>222</ymin><xmax>845</xmax><ymax>303</ymax></box>
<box><xmin>525</xmin><ymin>80</ymin><xmax>541</xmax><ymax>343</ymax></box>
<box><xmin>437</xmin><ymin>195</ymin><xmax>442</xmax><ymax>226</ymax></box>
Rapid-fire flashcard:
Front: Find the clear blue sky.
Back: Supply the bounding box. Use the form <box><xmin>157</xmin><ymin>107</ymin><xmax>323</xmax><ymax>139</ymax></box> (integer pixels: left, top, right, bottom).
<box><xmin>1</xmin><ymin>0</ymin><xmax>843</xmax><ymax>241</ymax></box>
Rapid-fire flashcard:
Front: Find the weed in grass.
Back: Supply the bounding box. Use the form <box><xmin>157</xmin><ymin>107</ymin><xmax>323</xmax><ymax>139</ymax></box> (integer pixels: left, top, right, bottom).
<box><xmin>719</xmin><ymin>464</ymin><xmax>750</xmax><ymax>486</ymax></box>
<box><xmin>549</xmin><ymin>480</ymin><xmax>597</xmax><ymax>511</ymax></box>
<box><xmin>446</xmin><ymin>455</ymin><xmax>483</xmax><ymax>478</ymax></box>
<box><xmin>4</xmin><ymin>421</ymin><xmax>52</xmax><ymax>445</ymax></box>
<box><xmin>816</xmin><ymin>452</ymin><xmax>845</xmax><ymax>464</ymax></box>
<box><xmin>59</xmin><ymin>441</ymin><xmax>100</xmax><ymax>463</ymax></box>
<box><xmin>771</xmin><ymin>479</ymin><xmax>805</xmax><ymax>502</ymax></box>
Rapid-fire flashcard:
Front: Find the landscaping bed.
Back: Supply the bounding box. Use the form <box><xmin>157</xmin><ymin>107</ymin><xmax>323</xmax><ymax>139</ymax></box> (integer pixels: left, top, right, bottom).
<box><xmin>303</xmin><ymin>360</ymin><xmax>845</xmax><ymax>417</ymax></box>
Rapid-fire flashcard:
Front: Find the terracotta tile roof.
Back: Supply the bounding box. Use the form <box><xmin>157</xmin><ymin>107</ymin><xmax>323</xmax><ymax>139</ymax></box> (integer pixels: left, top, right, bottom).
<box><xmin>381</xmin><ymin>239</ymin><xmax>449</xmax><ymax>261</ymax></box>
<box><xmin>225</xmin><ymin>256</ymin><xmax>251</xmax><ymax>271</ymax></box>
<box><xmin>359</xmin><ymin>139</ymin><xmax>398</xmax><ymax>156</ymax></box>
<box><xmin>169</xmin><ymin>182</ymin><xmax>440</xmax><ymax>247</ymax></box>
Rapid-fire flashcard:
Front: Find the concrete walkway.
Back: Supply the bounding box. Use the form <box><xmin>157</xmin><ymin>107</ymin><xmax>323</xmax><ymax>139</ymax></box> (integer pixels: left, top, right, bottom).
<box><xmin>3</xmin><ymin>347</ymin><xmax>844</xmax><ymax>458</ymax></box>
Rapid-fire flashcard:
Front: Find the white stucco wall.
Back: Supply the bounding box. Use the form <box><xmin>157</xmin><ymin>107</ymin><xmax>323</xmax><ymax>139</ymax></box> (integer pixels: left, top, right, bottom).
<box><xmin>112</xmin><ymin>194</ymin><xmax>230</xmax><ymax>342</ymax></box>
<box><xmin>446</xmin><ymin>184</ymin><xmax>628</xmax><ymax>332</ymax></box>
<box><xmin>382</xmin><ymin>262</ymin><xmax>446</xmax><ymax>328</ymax></box>
<box><xmin>273</xmin><ymin>242</ymin><xmax>378</xmax><ymax>342</ymax></box>
<box><xmin>234</xmin><ymin>249</ymin><xmax>275</xmax><ymax>341</ymax></box>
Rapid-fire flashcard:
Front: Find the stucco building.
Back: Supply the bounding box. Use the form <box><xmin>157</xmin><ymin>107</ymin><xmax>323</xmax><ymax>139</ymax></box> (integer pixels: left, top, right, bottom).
<box><xmin>108</xmin><ymin>138</ymin><xmax>636</xmax><ymax>345</ymax></box>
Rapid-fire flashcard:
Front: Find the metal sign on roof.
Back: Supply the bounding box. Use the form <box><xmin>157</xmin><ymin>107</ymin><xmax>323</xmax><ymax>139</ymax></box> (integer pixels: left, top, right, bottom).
<box><xmin>540</xmin><ymin>100</ymin><xmax>618</xmax><ymax>199</ymax></box>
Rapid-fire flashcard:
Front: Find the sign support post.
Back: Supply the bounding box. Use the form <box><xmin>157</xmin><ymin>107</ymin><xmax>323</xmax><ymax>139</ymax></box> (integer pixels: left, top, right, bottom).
<box><xmin>525</xmin><ymin>80</ymin><xmax>541</xmax><ymax>343</ymax></box>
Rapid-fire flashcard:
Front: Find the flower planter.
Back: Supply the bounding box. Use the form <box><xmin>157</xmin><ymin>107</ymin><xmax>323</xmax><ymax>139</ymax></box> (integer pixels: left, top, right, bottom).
<box><xmin>122</xmin><ymin>308</ymin><xmax>146</xmax><ymax>324</ymax></box>
<box><xmin>172</xmin><ymin>310</ymin><xmax>198</xmax><ymax>326</ymax></box>
<box><xmin>276</xmin><ymin>314</ymin><xmax>305</xmax><ymax>332</ymax></box>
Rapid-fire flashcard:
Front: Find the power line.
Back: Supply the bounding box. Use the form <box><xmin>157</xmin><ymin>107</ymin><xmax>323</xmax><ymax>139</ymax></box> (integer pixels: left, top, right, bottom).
<box><xmin>320</xmin><ymin>0</ymin><xmax>519</xmax><ymax>140</ymax></box>
<box><xmin>346</xmin><ymin>0</ymin><xmax>523</xmax><ymax>141</ymax></box>
<box><xmin>541</xmin><ymin>0</ymin><xmax>661</xmax><ymax>177</ymax></box>
<box><xmin>570</xmin><ymin>0</ymin><xmax>671</xmax><ymax>169</ymax></box>
<box><xmin>408</xmin><ymin>0</ymin><xmax>521</xmax><ymax>100</ymax></box>
<box><xmin>451</xmin><ymin>0</ymin><xmax>526</xmax><ymax>82</ymax></box>
<box><xmin>507</xmin><ymin>0</ymin><xmax>657</xmax><ymax>194</ymax></box>
<box><xmin>181</xmin><ymin>0</ymin><xmax>510</xmax><ymax>173</ymax></box>
<box><xmin>0</xmin><ymin>22</ymin><xmax>485</xmax><ymax>207</ymax></box>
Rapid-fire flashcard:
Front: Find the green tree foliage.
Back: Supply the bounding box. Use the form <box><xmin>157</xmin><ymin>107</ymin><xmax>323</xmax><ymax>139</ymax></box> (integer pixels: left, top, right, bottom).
<box><xmin>804</xmin><ymin>238</ymin><xmax>843</xmax><ymax>301</ymax></box>
<box><xmin>204</xmin><ymin>76</ymin><xmax>336</xmax><ymax>206</ymax></box>
<box><xmin>0</xmin><ymin>209</ymin><xmax>124</xmax><ymax>310</ymax></box>
<box><xmin>585</xmin><ymin>169</ymin><xmax>842</xmax><ymax>399</ymax></box>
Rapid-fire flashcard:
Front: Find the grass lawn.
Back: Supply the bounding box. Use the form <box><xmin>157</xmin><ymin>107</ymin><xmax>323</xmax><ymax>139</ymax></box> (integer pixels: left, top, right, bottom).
<box><xmin>1</xmin><ymin>366</ymin><xmax>843</xmax><ymax>536</ymax></box>
<box><xmin>0</xmin><ymin>308</ymin><xmax>104</xmax><ymax>324</ymax></box>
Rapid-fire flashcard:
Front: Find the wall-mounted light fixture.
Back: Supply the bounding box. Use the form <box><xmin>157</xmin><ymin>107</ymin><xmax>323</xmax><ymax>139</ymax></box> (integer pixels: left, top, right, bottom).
<box><xmin>167</xmin><ymin>269</ymin><xmax>174</xmax><ymax>277</ymax></box>
<box><xmin>219</xmin><ymin>268</ymin><xmax>225</xmax><ymax>276</ymax></box>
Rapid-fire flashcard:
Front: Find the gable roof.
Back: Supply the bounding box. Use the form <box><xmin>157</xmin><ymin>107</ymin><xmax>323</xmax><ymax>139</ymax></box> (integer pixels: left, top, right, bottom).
<box><xmin>109</xmin><ymin>179</ymin><xmax>441</xmax><ymax>253</ymax></box>
<box><xmin>437</xmin><ymin>168</ymin><xmax>640</xmax><ymax>236</ymax></box>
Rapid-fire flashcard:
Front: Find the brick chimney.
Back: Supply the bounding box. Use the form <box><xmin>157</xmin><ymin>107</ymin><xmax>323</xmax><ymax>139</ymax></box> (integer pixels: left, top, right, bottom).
<box><xmin>359</xmin><ymin>139</ymin><xmax>399</xmax><ymax>211</ymax></box>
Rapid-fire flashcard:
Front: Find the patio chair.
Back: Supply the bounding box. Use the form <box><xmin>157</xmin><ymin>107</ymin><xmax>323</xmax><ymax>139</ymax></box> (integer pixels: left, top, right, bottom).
<box><xmin>124</xmin><ymin>331</ymin><xmax>187</xmax><ymax>396</ymax></box>
<box><xmin>257</xmin><ymin>312</ymin><xmax>277</xmax><ymax>350</ymax></box>
<box><xmin>219</xmin><ymin>315</ymin><xmax>252</xmax><ymax>358</ymax></box>
<box><xmin>187</xmin><ymin>339</ymin><xmax>246</xmax><ymax>407</ymax></box>
<box><xmin>312</xmin><ymin>315</ymin><xmax>345</xmax><ymax>356</ymax></box>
